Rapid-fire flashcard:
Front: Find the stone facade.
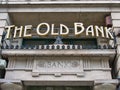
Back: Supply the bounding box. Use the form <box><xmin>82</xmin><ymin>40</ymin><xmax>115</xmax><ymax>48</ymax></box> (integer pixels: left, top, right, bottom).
<box><xmin>0</xmin><ymin>0</ymin><xmax>120</xmax><ymax>90</ymax></box>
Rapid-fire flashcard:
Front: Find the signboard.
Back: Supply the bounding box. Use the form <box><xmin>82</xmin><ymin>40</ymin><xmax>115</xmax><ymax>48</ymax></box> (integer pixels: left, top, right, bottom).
<box><xmin>32</xmin><ymin>57</ymin><xmax>84</xmax><ymax>77</ymax></box>
<box><xmin>5</xmin><ymin>22</ymin><xmax>114</xmax><ymax>39</ymax></box>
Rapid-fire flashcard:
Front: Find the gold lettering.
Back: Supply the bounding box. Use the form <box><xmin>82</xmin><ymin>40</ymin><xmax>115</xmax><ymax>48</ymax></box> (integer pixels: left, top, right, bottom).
<box><xmin>60</xmin><ymin>24</ymin><xmax>69</xmax><ymax>36</ymax></box>
<box><xmin>105</xmin><ymin>27</ymin><xmax>114</xmax><ymax>39</ymax></box>
<box><xmin>5</xmin><ymin>25</ymin><xmax>15</xmax><ymax>39</ymax></box>
<box><xmin>36</xmin><ymin>23</ymin><xmax>50</xmax><ymax>36</ymax></box>
<box><xmin>51</xmin><ymin>24</ymin><xmax>59</xmax><ymax>35</ymax></box>
<box><xmin>23</xmin><ymin>25</ymin><xmax>32</xmax><ymax>38</ymax></box>
<box><xmin>86</xmin><ymin>25</ymin><xmax>94</xmax><ymax>36</ymax></box>
<box><xmin>74</xmin><ymin>23</ymin><xmax>84</xmax><ymax>35</ymax></box>
<box><xmin>13</xmin><ymin>26</ymin><xmax>23</xmax><ymax>38</ymax></box>
<box><xmin>95</xmin><ymin>26</ymin><xmax>105</xmax><ymax>37</ymax></box>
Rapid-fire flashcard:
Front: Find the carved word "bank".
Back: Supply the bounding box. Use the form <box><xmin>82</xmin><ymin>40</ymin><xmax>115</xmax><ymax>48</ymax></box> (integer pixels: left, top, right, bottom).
<box><xmin>5</xmin><ymin>22</ymin><xmax>114</xmax><ymax>39</ymax></box>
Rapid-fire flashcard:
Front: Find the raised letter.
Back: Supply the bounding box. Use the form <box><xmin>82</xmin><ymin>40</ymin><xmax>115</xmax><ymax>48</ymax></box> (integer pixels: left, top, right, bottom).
<box><xmin>105</xmin><ymin>27</ymin><xmax>114</xmax><ymax>39</ymax></box>
<box><xmin>13</xmin><ymin>26</ymin><xmax>23</xmax><ymax>38</ymax></box>
<box><xmin>23</xmin><ymin>25</ymin><xmax>32</xmax><ymax>38</ymax></box>
<box><xmin>5</xmin><ymin>25</ymin><xmax>15</xmax><ymax>39</ymax></box>
<box><xmin>95</xmin><ymin>26</ymin><xmax>105</xmax><ymax>37</ymax></box>
<box><xmin>86</xmin><ymin>25</ymin><xmax>94</xmax><ymax>36</ymax></box>
<box><xmin>51</xmin><ymin>24</ymin><xmax>59</xmax><ymax>35</ymax></box>
<box><xmin>36</xmin><ymin>23</ymin><xmax>50</xmax><ymax>36</ymax></box>
<box><xmin>60</xmin><ymin>24</ymin><xmax>69</xmax><ymax>35</ymax></box>
<box><xmin>74</xmin><ymin>23</ymin><xmax>84</xmax><ymax>35</ymax></box>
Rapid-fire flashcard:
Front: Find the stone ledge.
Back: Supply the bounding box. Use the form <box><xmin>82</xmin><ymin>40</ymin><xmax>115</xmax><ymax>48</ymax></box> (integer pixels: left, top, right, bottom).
<box><xmin>0</xmin><ymin>79</ymin><xmax>21</xmax><ymax>84</ymax></box>
<box><xmin>6</xmin><ymin>68</ymin><xmax>32</xmax><ymax>71</ymax></box>
<box><xmin>94</xmin><ymin>79</ymin><xmax>118</xmax><ymax>85</ymax></box>
<box><xmin>23</xmin><ymin>80</ymin><xmax>94</xmax><ymax>86</ymax></box>
<box><xmin>1</xmin><ymin>1</ymin><xmax>120</xmax><ymax>5</ymax></box>
<box><xmin>1</xmin><ymin>49</ymin><xmax>116</xmax><ymax>57</ymax></box>
<box><xmin>5</xmin><ymin>68</ymin><xmax>111</xmax><ymax>71</ymax></box>
<box><xmin>84</xmin><ymin>68</ymin><xmax>111</xmax><ymax>71</ymax></box>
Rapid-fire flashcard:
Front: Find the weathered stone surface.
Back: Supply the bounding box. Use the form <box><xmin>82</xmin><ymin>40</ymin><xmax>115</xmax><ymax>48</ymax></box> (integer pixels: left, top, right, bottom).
<box><xmin>94</xmin><ymin>83</ymin><xmax>116</xmax><ymax>90</ymax></box>
<box><xmin>1</xmin><ymin>82</ymin><xmax>22</xmax><ymax>90</ymax></box>
<box><xmin>112</xmin><ymin>12</ymin><xmax>120</xmax><ymax>79</ymax></box>
<box><xmin>111</xmin><ymin>13</ymin><xmax>120</xmax><ymax>20</ymax></box>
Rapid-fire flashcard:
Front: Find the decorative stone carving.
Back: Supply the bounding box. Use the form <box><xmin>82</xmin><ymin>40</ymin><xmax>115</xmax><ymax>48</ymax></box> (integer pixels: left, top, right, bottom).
<box><xmin>94</xmin><ymin>83</ymin><xmax>116</xmax><ymax>90</ymax></box>
<box><xmin>83</xmin><ymin>57</ymin><xmax>109</xmax><ymax>69</ymax></box>
<box><xmin>8</xmin><ymin>57</ymin><xmax>16</xmax><ymax>69</ymax></box>
<box><xmin>54</xmin><ymin>36</ymin><xmax>63</xmax><ymax>44</ymax></box>
<box><xmin>26</xmin><ymin>57</ymin><xmax>33</xmax><ymax>69</ymax></box>
<box><xmin>32</xmin><ymin>57</ymin><xmax>84</xmax><ymax>77</ymax></box>
<box><xmin>1</xmin><ymin>82</ymin><xmax>22</xmax><ymax>90</ymax></box>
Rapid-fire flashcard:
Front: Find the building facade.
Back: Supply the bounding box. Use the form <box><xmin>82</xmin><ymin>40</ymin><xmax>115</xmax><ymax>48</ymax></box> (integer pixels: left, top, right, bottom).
<box><xmin>0</xmin><ymin>0</ymin><xmax>120</xmax><ymax>90</ymax></box>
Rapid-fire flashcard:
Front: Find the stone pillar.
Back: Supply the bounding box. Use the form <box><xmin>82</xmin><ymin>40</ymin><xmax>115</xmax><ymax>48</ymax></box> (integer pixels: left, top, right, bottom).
<box><xmin>0</xmin><ymin>13</ymin><xmax>11</xmax><ymax>89</ymax></box>
<box><xmin>1</xmin><ymin>82</ymin><xmax>22</xmax><ymax>90</ymax></box>
<box><xmin>111</xmin><ymin>12</ymin><xmax>120</xmax><ymax>90</ymax></box>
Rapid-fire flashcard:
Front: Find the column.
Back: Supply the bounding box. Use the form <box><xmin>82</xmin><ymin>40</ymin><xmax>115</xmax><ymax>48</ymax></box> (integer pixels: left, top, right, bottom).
<box><xmin>0</xmin><ymin>13</ymin><xmax>11</xmax><ymax>90</ymax></box>
<box><xmin>111</xmin><ymin>12</ymin><xmax>120</xmax><ymax>90</ymax></box>
<box><xmin>0</xmin><ymin>13</ymin><xmax>10</xmax><ymax>69</ymax></box>
<box><xmin>0</xmin><ymin>13</ymin><xmax>11</xmax><ymax>46</ymax></box>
